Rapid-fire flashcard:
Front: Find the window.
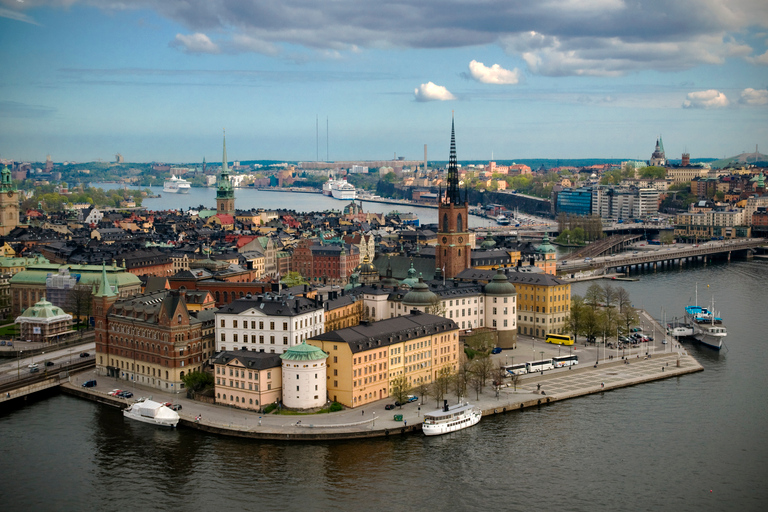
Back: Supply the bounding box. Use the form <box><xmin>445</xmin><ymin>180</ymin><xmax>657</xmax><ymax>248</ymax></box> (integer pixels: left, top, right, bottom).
<box><xmin>233</xmin><ymin>320</ymin><xmax>238</xmax><ymax>328</ymax></box>
<box><xmin>270</xmin><ymin>322</ymin><xmax>275</xmax><ymax>330</ymax></box>
<box><xmin>259</xmin><ymin>321</ymin><xmax>264</xmax><ymax>329</ymax></box>
<box><xmin>220</xmin><ymin>319</ymin><xmax>225</xmax><ymax>328</ymax></box>
<box><xmin>283</xmin><ymin>322</ymin><xmax>288</xmax><ymax>330</ymax></box>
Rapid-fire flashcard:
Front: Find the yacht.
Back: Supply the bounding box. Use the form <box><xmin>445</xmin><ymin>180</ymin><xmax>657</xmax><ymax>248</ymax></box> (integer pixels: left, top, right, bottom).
<box><xmin>422</xmin><ymin>401</ymin><xmax>482</xmax><ymax>436</ymax></box>
<box><xmin>163</xmin><ymin>175</ymin><xmax>191</xmax><ymax>194</ymax></box>
<box><xmin>123</xmin><ymin>399</ymin><xmax>180</xmax><ymax>427</ymax></box>
<box><xmin>684</xmin><ymin>297</ymin><xmax>726</xmax><ymax>350</ymax></box>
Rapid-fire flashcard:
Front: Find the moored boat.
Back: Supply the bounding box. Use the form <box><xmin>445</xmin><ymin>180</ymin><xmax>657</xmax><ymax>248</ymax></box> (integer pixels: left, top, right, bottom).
<box><xmin>330</xmin><ymin>179</ymin><xmax>356</xmax><ymax>200</ymax></box>
<box><xmin>163</xmin><ymin>175</ymin><xmax>191</xmax><ymax>194</ymax></box>
<box><xmin>422</xmin><ymin>400</ymin><xmax>482</xmax><ymax>436</ymax></box>
<box><xmin>684</xmin><ymin>294</ymin><xmax>726</xmax><ymax>350</ymax></box>
<box><xmin>123</xmin><ymin>399</ymin><xmax>180</xmax><ymax>427</ymax></box>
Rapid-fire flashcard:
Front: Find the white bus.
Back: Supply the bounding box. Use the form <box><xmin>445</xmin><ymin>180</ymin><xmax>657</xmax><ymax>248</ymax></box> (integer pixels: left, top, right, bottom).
<box><xmin>526</xmin><ymin>359</ymin><xmax>554</xmax><ymax>373</ymax></box>
<box><xmin>502</xmin><ymin>363</ymin><xmax>527</xmax><ymax>376</ymax></box>
<box><xmin>552</xmin><ymin>355</ymin><xmax>579</xmax><ymax>368</ymax></box>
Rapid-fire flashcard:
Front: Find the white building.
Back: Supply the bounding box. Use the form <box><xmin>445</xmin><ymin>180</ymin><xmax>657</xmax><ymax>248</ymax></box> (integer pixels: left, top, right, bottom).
<box><xmin>280</xmin><ymin>342</ymin><xmax>329</xmax><ymax>409</ymax></box>
<box><xmin>216</xmin><ymin>293</ymin><xmax>325</xmax><ymax>353</ymax></box>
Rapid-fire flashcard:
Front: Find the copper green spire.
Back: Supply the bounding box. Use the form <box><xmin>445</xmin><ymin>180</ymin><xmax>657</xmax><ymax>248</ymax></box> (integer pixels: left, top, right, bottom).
<box><xmin>217</xmin><ymin>129</ymin><xmax>234</xmax><ymax>199</ymax></box>
<box><xmin>94</xmin><ymin>261</ymin><xmax>116</xmax><ymax>297</ymax></box>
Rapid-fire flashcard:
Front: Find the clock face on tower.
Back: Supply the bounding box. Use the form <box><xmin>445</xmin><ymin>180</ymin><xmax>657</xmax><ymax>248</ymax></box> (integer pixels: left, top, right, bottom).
<box><xmin>458</xmin><ymin>237</ymin><xmax>464</xmax><ymax>243</ymax></box>
<box><xmin>442</xmin><ymin>236</ymin><xmax>448</xmax><ymax>244</ymax></box>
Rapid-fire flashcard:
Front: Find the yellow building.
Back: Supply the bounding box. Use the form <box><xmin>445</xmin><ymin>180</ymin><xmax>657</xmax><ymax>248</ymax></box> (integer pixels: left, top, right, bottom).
<box><xmin>308</xmin><ymin>311</ymin><xmax>459</xmax><ymax>408</ymax></box>
<box><xmin>511</xmin><ymin>273</ymin><xmax>571</xmax><ymax>338</ymax></box>
<box><xmin>324</xmin><ymin>293</ymin><xmax>363</xmax><ymax>332</ymax></box>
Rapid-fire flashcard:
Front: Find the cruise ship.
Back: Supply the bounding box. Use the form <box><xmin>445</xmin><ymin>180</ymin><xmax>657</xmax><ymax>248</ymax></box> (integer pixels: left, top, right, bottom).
<box><xmin>163</xmin><ymin>175</ymin><xmax>191</xmax><ymax>194</ymax></box>
<box><xmin>324</xmin><ymin>178</ymin><xmax>356</xmax><ymax>200</ymax></box>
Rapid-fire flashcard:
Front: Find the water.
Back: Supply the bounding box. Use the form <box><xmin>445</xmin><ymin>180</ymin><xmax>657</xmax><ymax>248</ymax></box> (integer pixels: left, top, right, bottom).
<box><xmin>2</xmin><ymin>262</ymin><xmax>766</xmax><ymax>511</ymax></box>
<box><xmin>89</xmin><ymin>184</ymin><xmax>501</xmax><ymax>229</ymax></box>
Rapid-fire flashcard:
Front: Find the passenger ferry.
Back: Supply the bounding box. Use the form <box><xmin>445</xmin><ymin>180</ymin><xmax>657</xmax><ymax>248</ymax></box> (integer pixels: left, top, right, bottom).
<box><xmin>422</xmin><ymin>401</ymin><xmax>482</xmax><ymax>436</ymax></box>
<box><xmin>323</xmin><ymin>178</ymin><xmax>357</xmax><ymax>200</ymax></box>
<box><xmin>163</xmin><ymin>175</ymin><xmax>191</xmax><ymax>194</ymax></box>
<box><xmin>123</xmin><ymin>399</ymin><xmax>180</xmax><ymax>427</ymax></box>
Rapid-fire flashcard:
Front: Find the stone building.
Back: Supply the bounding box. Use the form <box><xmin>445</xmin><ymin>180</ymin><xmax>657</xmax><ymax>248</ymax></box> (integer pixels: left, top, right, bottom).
<box><xmin>213</xmin><ymin>351</ymin><xmax>282</xmax><ymax>411</ymax></box>
<box><xmin>16</xmin><ymin>297</ymin><xmax>73</xmax><ymax>343</ymax></box>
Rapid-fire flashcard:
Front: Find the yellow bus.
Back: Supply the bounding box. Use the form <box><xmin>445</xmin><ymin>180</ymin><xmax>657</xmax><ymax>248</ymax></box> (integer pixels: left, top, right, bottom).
<box><xmin>545</xmin><ymin>333</ymin><xmax>574</xmax><ymax>346</ymax></box>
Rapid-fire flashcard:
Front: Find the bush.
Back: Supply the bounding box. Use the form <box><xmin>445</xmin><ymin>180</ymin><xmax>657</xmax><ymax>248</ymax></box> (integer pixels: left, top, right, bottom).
<box><xmin>262</xmin><ymin>403</ymin><xmax>277</xmax><ymax>414</ymax></box>
<box><xmin>329</xmin><ymin>402</ymin><xmax>343</xmax><ymax>412</ymax></box>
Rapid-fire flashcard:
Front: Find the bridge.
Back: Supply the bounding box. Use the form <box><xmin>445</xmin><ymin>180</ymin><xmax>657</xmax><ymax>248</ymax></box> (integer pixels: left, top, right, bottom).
<box><xmin>559</xmin><ymin>238</ymin><xmax>766</xmax><ymax>274</ymax></box>
<box><xmin>567</xmin><ymin>234</ymin><xmax>643</xmax><ymax>260</ymax></box>
<box><xmin>0</xmin><ymin>358</ymin><xmax>95</xmax><ymax>403</ymax></box>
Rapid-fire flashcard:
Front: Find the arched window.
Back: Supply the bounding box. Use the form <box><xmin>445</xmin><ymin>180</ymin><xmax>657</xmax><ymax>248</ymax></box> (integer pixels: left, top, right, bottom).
<box><xmin>443</xmin><ymin>213</ymin><xmax>449</xmax><ymax>232</ymax></box>
<box><xmin>457</xmin><ymin>214</ymin><xmax>463</xmax><ymax>232</ymax></box>
<box><xmin>223</xmin><ymin>291</ymin><xmax>229</xmax><ymax>303</ymax></box>
<box><xmin>215</xmin><ymin>291</ymin><xmax>220</xmax><ymax>302</ymax></box>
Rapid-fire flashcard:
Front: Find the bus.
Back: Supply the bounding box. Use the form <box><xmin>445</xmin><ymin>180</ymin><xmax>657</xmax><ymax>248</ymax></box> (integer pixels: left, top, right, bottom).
<box><xmin>502</xmin><ymin>363</ymin><xmax>527</xmax><ymax>376</ymax></box>
<box><xmin>552</xmin><ymin>355</ymin><xmax>579</xmax><ymax>368</ymax></box>
<box><xmin>545</xmin><ymin>333</ymin><xmax>574</xmax><ymax>346</ymax></box>
<box><xmin>526</xmin><ymin>359</ymin><xmax>554</xmax><ymax>373</ymax></box>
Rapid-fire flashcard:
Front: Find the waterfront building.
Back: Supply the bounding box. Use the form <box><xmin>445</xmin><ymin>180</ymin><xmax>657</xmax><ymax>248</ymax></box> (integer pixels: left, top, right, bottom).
<box><xmin>556</xmin><ymin>187</ymin><xmax>593</xmax><ymax>216</ymax></box>
<box><xmin>16</xmin><ymin>297</ymin><xmax>73</xmax><ymax>343</ymax></box>
<box><xmin>435</xmin><ymin>117</ymin><xmax>471</xmax><ymax>278</ymax></box>
<box><xmin>0</xmin><ymin>165</ymin><xmax>20</xmax><ymax>236</ymax></box>
<box><xmin>215</xmin><ymin>293</ymin><xmax>325</xmax><ymax>354</ymax></box>
<box><xmin>674</xmin><ymin>209</ymin><xmax>751</xmax><ymax>240</ymax></box>
<box><xmin>10</xmin><ymin>261</ymin><xmax>141</xmax><ymax>316</ymax></box>
<box><xmin>94</xmin><ymin>278</ymin><xmax>208</xmax><ymax>393</ymax></box>
<box><xmin>308</xmin><ymin>311</ymin><xmax>459</xmax><ymax>408</ymax></box>
<box><xmin>591</xmin><ymin>186</ymin><xmax>659</xmax><ymax>220</ymax></box>
<box><xmin>280</xmin><ymin>342</ymin><xmax>329</xmax><ymax>410</ymax></box>
<box><xmin>212</xmin><ymin>351</ymin><xmax>282</xmax><ymax>411</ymax></box>
<box><xmin>216</xmin><ymin>130</ymin><xmax>236</xmax><ymax>216</ymax></box>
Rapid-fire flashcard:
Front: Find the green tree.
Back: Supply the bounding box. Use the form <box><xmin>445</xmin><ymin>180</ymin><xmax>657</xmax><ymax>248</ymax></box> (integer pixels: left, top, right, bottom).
<box><xmin>181</xmin><ymin>370</ymin><xmax>214</xmax><ymax>394</ymax></box>
<box><xmin>281</xmin><ymin>271</ymin><xmax>308</xmax><ymax>287</ymax></box>
<box><xmin>567</xmin><ymin>295</ymin><xmax>587</xmax><ymax>344</ymax></box>
<box><xmin>429</xmin><ymin>366</ymin><xmax>453</xmax><ymax>408</ymax></box>
<box><xmin>390</xmin><ymin>375</ymin><xmax>411</xmax><ymax>407</ymax></box>
<box><xmin>382</xmin><ymin>171</ymin><xmax>398</xmax><ymax>183</ymax></box>
<box><xmin>638</xmin><ymin>166</ymin><xmax>667</xmax><ymax>179</ymax></box>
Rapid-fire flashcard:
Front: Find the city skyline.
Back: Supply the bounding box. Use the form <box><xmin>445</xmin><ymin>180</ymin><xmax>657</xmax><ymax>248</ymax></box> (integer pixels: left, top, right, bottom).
<box><xmin>1</xmin><ymin>1</ymin><xmax>767</xmax><ymax>163</ymax></box>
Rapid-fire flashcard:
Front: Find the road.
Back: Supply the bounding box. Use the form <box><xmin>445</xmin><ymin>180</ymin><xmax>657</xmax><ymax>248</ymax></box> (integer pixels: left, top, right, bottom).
<box><xmin>0</xmin><ymin>341</ymin><xmax>95</xmax><ymax>379</ymax></box>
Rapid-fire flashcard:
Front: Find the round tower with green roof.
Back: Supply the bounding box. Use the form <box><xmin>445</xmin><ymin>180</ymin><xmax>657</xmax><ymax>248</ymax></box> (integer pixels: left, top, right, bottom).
<box><xmin>280</xmin><ymin>341</ymin><xmax>329</xmax><ymax>410</ymax></box>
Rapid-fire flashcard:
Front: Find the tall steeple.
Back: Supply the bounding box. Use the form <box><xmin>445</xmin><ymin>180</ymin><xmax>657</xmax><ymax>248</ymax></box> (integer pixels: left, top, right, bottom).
<box><xmin>446</xmin><ymin>112</ymin><xmax>461</xmax><ymax>205</ymax></box>
<box><xmin>94</xmin><ymin>261</ymin><xmax>116</xmax><ymax>297</ymax></box>
<box><xmin>216</xmin><ymin>129</ymin><xmax>235</xmax><ymax>216</ymax></box>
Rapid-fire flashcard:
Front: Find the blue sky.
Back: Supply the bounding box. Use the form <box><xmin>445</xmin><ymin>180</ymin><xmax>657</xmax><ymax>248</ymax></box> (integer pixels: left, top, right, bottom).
<box><xmin>1</xmin><ymin>0</ymin><xmax>767</xmax><ymax>163</ymax></box>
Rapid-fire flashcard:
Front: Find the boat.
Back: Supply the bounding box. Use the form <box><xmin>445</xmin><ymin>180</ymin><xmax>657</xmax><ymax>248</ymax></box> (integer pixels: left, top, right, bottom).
<box><xmin>163</xmin><ymin>175</ymin><xmax>191</xmax><ymax>194</ymax></box>
<box><xmin>329</xmin><ymin>179</ymin><xmax>356</xmax><ymax>200</ymax></box>
<box><xmin>123</xmin><ymin>399</ymin><xmax>180</xmax><ymax>427</ymax></box>
<box><xmin>422</xmin><ymin>400</ymin><xmax>482</xmax><ymax>436</ymax></box>
<box><xmin>684</xmin><ymin>289</ymin><xmax>726</xmax><ymax>350</ymax></box>
<box><xmin>496</xmin><ymin>215</ymin><xmax>511</xmax><ymax>226</ymax></box>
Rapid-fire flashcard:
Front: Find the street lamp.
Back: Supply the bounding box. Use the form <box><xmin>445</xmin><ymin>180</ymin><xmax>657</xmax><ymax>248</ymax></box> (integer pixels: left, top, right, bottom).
<box><xmin>17</xmin><ymin>349</ymin><xmax>23</xmax><ymax>379</ymax></box>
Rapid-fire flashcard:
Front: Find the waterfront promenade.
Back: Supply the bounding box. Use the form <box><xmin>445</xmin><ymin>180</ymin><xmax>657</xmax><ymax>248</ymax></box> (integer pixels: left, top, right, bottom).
<box><xmin>60</xmin><ymin>349</ymin><xmax>701</xmax><ymax>441</ymax></box>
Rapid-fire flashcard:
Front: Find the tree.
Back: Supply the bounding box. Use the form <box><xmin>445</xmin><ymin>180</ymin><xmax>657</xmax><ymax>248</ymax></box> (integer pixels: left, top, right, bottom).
<box><xmin>469</xmin><ymin>371</ymin><xmax>484</xmax><ymax>400</ymax></box>
<box><xmin>638</xmin><ymin>166</ymin><xmax>667</xmax><ymax>179</ymax></box>
<box><xmin>181</xmin><ymin>370</ymin><xmax>214</xmax><ymax>395</ymax></box>
<box><xmin>426</xmin><ymin>295</ymin><xmax>446</xmax><ymax>317</ymax></box>
<box><xmin>382</xmin><ymin>171</ymin><xmax>398</xmax><ymax>183</ymax></box>
<box><xmin>616</xmin><ymin>287</ymin><xmax>631</xmax><ymax>313</ymax></box>
<box><xmin>451</xmin><ymin>360</ymin><xmax>472</xmax><ymax>402</ymax></box>
<box><xmin>429</xmin><ymin>367</ymin><xmax>453</xmax><ymax>408</ymax></box>
<box><xmin>602</xmin><ymin>283</ymin><xmax>616</xmax><ymax>308</ymax></box>
<box><xmin>471</xmin><ymin>355</ymin><xmax>494</xmax><ymax>391</ymax></box>
<box><xmin>585</xmin><ymin>283</ymin><xmax>605</xmax><ymax>311</ymax></box>
<box><xmin>66</xmin><ymin>284</ymin><xmax>94</xmax><ymax>335</ymax></box>
<box><xmin>391</xmin><ymin>375</ymin><xmax>410</xmax><ymax>407</ymax></box>
<box><xmin>582</xmin><ymin>307</ymin><xmax>600</xmax><ymax>343</ymax></box>
<box><xmin>567</xmin><ymin>295</ymin><xmax>587</xmax><ymax>343</ymax></box>
<box><xmin>415</xmin><ymin>381</ymin><xmax>430</xmax><ymax>404</ymax></box>
<box><xmin>621</xmin><ymin>306</ymin><xmax>640</xmax><ymax>335</ymax></box>
<box><xmin>280</xmin><ymin>271</ymin><xmax>308</xmax><ymax>287</ymax></box>
<box><xmin>660</xmin><ymin>232</ymin><xmax>675</xmax><ymax>245</ymax></box>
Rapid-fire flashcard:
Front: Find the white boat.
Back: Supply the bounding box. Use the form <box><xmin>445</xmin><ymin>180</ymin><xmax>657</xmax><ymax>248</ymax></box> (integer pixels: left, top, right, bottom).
<box><xmin>684</xmin><ymin>291</ymin><xmax>726</xmax><ymax>350</ymax></box>
<box><xmin>163</xmin><ymin>175</ymin><xmax>191</xmax><ymax>194</ymax></box>
<box><xmin>322</xmin><ymin>180</ymin><xmax>333</xmax><ymax>196</ymax></box>
<box><xmin>123</xmin><ymin>399</ymin><xmax>180</xmax><ymax>427</ymax></box>
<box><xmin>694</xmin><ymin>323</ymin><xmax>727</xmax><ymax>350</ymax></box>
<box><xmin>328</xmin><ymin>179</ymin><xmax>356</xmax><ymax>200</ymax></box>
<box><xmin>422</xmin><ymin>401</ymin><xmax>482</xmax><ymax>436</ymax></box>
<box><xmin>496</xmin><ymin>215</ymin><xmax>511</xmax><ymax>226</ymax></box>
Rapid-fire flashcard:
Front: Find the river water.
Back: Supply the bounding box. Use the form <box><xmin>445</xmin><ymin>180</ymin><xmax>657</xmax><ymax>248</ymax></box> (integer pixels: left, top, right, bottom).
<box><xmin>2</xmin><ymin>218</ymin><xmax>766</xmax><ymax>510</ymax></box>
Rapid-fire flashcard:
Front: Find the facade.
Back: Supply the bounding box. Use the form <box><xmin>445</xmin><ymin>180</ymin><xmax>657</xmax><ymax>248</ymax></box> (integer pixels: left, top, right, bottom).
<box><xmin>308</xmin><ymin>311</ymin><xmax>460</xmax><ymax>408</ymax></box>
<box><xmin>94</xmin><ymin>278</ymin><xmax>207</xmax><ymax>393</ymax></box>
<box><xmin>674</xmin><ymin>209</ymin><xmax>751</xmax><ymax>240</ymax></box>
<box><xmin>213</xmin><ymin>351</ymin><xmax>282</xmax><ymax>411</ymax></box>
<box><xmin>0</xmin><ymin>165</ymin><xmax>20</xmax><ymax>236</ymax></box>
<box><xmin>666</xmin><ymin>167</ymin><xmax>709</xmax><ymax>183</ymax></box>
<box><xmin>591</xmin><ymin>186</ymin><xmax>659</xmax><ymax>220</ymax></box>
<box><xmin>436</xmin><ymin>118</ymin><xmax>471</xmax><ymax>278</ymax></box>
<box><xmin>556</xmin><ymin>187</ymin><xmax>592</xmax><ymax>216</ymax></box>
<box><xmin>216</xmin><ymin>131</ymin><xmax>236</xmax><ymax>216</ymax></box>
<box><xmin>324</xmin><ymin>291</ymin><xmax>364</xmax><ymax>331</ymax></box>
<box><xmin>215</xmin><ymin>293</ymin><xmax>325</xmax><ymax>353</ymax></box>
<box><xmin>280</xmin><ymin>342</ymin><xmax>329</xmax><ymax>410</ymax></box>
<box><xmin>16</xmin><ymin>297</ymin><xmax>73</xmax><ymax>343</ymax></box>
<box><xmin>11</xmin><ymin>261</ymin><xmax>142</xmax><ymax>316</ymax></box>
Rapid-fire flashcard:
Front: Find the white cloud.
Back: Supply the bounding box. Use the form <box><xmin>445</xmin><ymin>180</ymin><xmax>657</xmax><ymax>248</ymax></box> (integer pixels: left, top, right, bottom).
<box><xmin>0</xmin><ymin>6</ymin><xmax>40</xmax><ymax>25</ymax></box>
<box><xmin>740</xmin><ymin>88</ymin><xmax>768</xmax><ymax>105</ymax></box>
<box><xmin>230</xmin><ymin>34</ymin><xmax>280</xmax><ymax>56</ymax></box>
<box><xmin>414</xmin><ymin>82</ymin><xmax>456</xmax><ymax>102</ymax></box>
<box><xmin>747</xmin><ymin>49</ymin><xmax>768</xmax><ymax>64</ymax></box>
<box><xmin>682</xmin><ymin>90</ymin><xmax>729</xmax><ymax>109</ymax></box>
<box><xmin>468</xmin><ymin>60</ymin><xmax>522</xmax><ymax>84</ymax></box>
<box><xmin>170</xmin><ymin>33</ymin><xmax>220</xmax><ymax>54</ymax></box>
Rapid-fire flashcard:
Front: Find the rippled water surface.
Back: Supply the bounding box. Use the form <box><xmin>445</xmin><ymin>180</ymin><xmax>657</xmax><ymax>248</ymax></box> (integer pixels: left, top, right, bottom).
<box><xmin>1</xmin><ymin>261</ymin><xmax>766</xmax><ymax>512</ymax></box>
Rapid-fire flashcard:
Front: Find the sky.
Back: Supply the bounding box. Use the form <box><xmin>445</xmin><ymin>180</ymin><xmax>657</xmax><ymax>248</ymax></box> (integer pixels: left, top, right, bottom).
<box><xmin>0</xmin><ymin>0</ymin><xmax>767</xmax><ymax>164</ymax></box>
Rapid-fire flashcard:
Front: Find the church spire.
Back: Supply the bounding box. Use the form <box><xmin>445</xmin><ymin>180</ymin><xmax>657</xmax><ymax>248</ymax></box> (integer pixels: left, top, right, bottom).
<box><xmin>94</xmin><ymin>261</ymin><xmax>116</xmax><ymax>298</ymax></box>
<box><xmin>447</xmin><ymin>112</ymin><xmax>461</xmax><ymax>205</ymax></box>
<box><xmin>221</xmin><ymin>128</ymin><xmax>228</xmax><ymax>175</ymax></box>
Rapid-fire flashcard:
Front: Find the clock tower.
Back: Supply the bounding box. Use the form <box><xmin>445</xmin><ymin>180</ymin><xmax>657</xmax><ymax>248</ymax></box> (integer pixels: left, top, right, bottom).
<box><xmin>0</xmin><ymin>165</ymin><xmax>20</xmax><ymax>236</ymax></box>
<box><xmin>436</xmin><ymin>116</ymin><xmax>470</xmax><ymax>278</ymax></box>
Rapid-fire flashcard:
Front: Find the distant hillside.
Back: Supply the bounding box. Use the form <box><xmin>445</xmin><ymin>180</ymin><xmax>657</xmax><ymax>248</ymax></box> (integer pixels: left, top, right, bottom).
<box><xmin>710</xmin><ymin>151</ymin><xmax>768</xmax><ymax>169</ymax></box>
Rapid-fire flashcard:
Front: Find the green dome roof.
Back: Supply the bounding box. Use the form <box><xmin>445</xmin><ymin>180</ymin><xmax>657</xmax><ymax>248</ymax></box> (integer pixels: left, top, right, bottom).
<box><xmin>483</xmin><ymin>269</ymin><xmax>517</xmax><ymax>296</ymax></box>
<box><xmin>480</xmin><ymin>232</ymin><xmax>496</xmax><ymax>250</ymax></box>
<box><xmin>19</xmin><ymin>297</ymin><xmax>70</xmax><ymax>319</ymax></box>
<box><xmin>402</xmin><ymin>277</ymin><xmax>438</xmax><ymax>307</ymax></box>
<box><xmin>400</xmin><ymin>261</ymin><xmax>419</xmax><ymax>288</ymax></box>
<box><xmin>280</xmin><ymin>342</ymin><xmax>328</xmax><ymax>361</ymax></box>
<box><xmin>537</xmin><ymin>234</ymin><xmax>556</xmax><ymax>254</ymax></box>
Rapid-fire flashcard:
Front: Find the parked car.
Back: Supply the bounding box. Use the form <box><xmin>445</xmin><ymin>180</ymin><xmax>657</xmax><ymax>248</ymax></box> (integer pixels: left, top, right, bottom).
<box><xmin>630</xmin><ymin>327</ymin><xmax>642</xmax><ymax>332</ymax></box>
<box><xmin>80</xmin><ymin>352</ymin><xmax>90</xmax><ymax>358</ymax></box>
<box><xmin>645</xmin><ymin>335</ymin><xmax>654</xmax><ymax>341</ymax></box>
<box><xmin>384</xmin><ymin>404</ymin><xmax>395</xmax><ymax>410</ymax></box>
<box><xmin>0</xmin><ymin>340</ymin><xmax>5</xmax><ymax>346</ymax></box>
<box><xmin>82</xmin><ymin>380</ymin><xmax>97</xmax><ymax>388</ymax></box>
<box><xmin>108</xmin><ymin>389</ymin><xmax>122</xmax><ymax>396</ymax></box>
<box><xmin>29</xmin><ymin>367</ymin><xmax>39</xmax><ymax>373</ymax></box>
<box><xmin>118</xmin><ymin>391</ymin><xmax>133</xmax><ymax>398</ymax></box>
<box><xmin>6</xmin><ymin>341</ymin><xmax>12</xmax><ymax>347</ymax></box>
<box><xmin>45</xmin><ymin>361</ymin><xmax>54</xmax><ymax>366</ymax></box>
<box><xmin>407</xmin><ymin>395</ymin><xmax>418</xmax><ymax>403</ymax></box>
<box><xmin>170</xmin><ymin>404</ymin><xmax>182</xmax><ymax>411</ymax></box>
<box><xmin>28</xmin><ymin>363</ymin><xmax>38</xmax><ymax>369</ymax></box>
<box><xmin>491</xmin><ymin>347</ymin><xmax>502</xmax><ymax>354</ymax></box>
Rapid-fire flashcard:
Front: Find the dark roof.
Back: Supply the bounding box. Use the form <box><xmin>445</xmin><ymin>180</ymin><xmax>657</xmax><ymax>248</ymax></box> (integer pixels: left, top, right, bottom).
<box><xmin>218</xmin><ymin>294</ymin><xmax>323</xmax><ymax>316</ymax></box>
<box><xmin>212</xmin><ymin>350</ymin><xmax>281</xmax><ymax>370</ymax></box>
<box><xmin>310</xmin><ymin>311</ymin><xmax>457</xmax><ymax>354</ymax></box>
<box><xmin>455</xmin><ymin>267</ymin><xmax>565</xmax><ymax>286</ymax></box>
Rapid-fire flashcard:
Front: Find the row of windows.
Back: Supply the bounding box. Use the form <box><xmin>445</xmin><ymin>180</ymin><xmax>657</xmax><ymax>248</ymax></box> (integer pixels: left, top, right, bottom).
<box><xmin>219</xmin><ymin>317</ymin><xmax>322</xmax><ymax>330</ymax></box>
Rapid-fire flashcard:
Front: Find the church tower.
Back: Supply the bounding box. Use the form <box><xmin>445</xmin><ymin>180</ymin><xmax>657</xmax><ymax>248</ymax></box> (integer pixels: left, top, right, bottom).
<box><xmin>436</xmin><ymin>115</ymin><xmax>471</xmax><ymax>278</ymax></box>
<box><xmin>216</xmin><ymin>130</ymin><xmax>236</xmax><ymax>216</ymax></box>
<box><xmin>93</xmin><ymin>262</ymin><xmax>119</xmax><ymax>377</ymax></box>
<box><xmin>0</xmin><ymin>165</ymin><xmax>20</xmax><ymax>236</ymax></box>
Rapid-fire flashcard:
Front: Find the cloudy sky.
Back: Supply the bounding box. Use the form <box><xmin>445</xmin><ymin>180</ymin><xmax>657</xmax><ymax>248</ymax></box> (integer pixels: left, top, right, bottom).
<box><xmin>1</xmin><ymin>0</ymin><xmax>766</xmax><ymax>163</ymax></box>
